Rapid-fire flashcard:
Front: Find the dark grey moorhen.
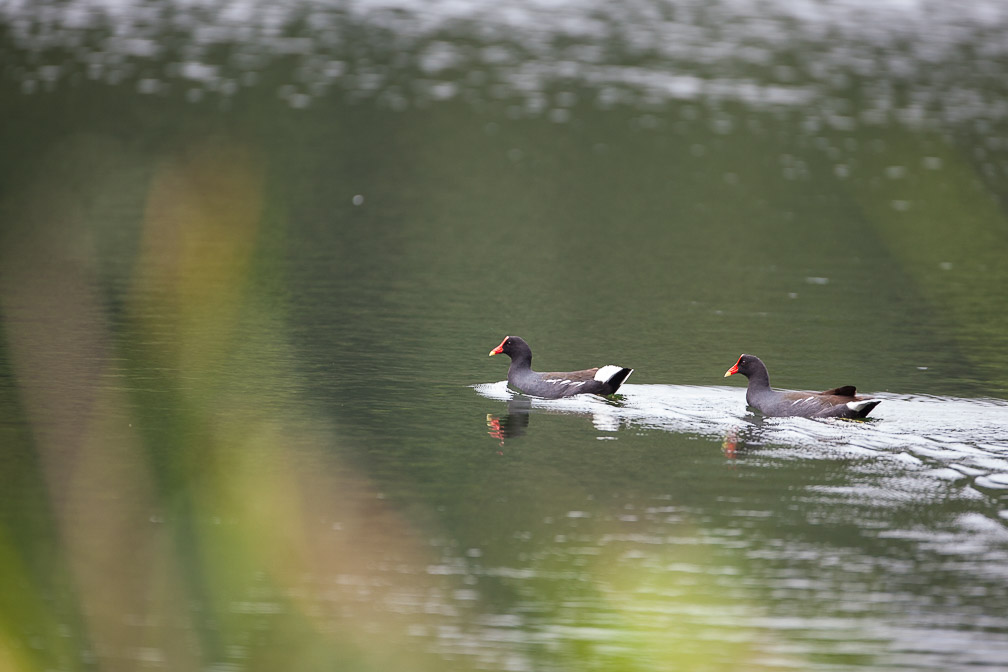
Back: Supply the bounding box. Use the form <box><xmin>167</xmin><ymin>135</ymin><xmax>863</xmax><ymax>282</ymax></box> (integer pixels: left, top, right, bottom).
<box><xmin>724</xmin><ymin>354</ymin><xmax>880</xmax><ymax>419</ymax></box>
<box><xmin>489</xmin><ymin>336</ymin><xmax>633</xmax><ymax>399</ymax></box>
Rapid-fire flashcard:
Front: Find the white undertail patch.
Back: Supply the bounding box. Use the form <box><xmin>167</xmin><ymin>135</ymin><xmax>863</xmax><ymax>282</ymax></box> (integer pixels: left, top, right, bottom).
<box><xmin>595</xmin><ymin>365</ymin><xmax>625</xmax><ymax>383</ymax></box>
<box><xmin>847</xmin><ymin>399</ymin><xmax>878</xmax><ymax>412</ymax></box>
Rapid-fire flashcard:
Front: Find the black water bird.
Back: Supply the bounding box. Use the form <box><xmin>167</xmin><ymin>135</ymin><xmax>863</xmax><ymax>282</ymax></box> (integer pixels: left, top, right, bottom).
<box><xmin>489</xmin><ymin>336</ymin><xmax>633</xmax><ymax>399</ymax></box>
<box><xmin>724</xmin><ymin>354</ymin><xmax>880</xmax><ymax>419</ymax></box>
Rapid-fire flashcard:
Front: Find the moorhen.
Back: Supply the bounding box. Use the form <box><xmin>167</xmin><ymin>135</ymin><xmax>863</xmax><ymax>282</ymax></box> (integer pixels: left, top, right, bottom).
<box><xmin>724</xmin><ymin>354</ymin><xmax>880</xmax><ymax>419</ymax></box>
<box><xmin>488</xmin><ymin>336</ymin><xmax>633</xmax><ymax>399</ymax></box>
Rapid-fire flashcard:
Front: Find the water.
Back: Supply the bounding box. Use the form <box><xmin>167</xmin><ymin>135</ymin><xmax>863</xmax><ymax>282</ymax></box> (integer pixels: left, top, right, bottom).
<box><xmin>472</xmin><ymin>383</ymin><xmax>1008</xmax><ymax>670</ymax></box>
<box><xmin>2</xmin><ymin>0</ymin><xmax>1008</xmax><ymax>670</ymax></box>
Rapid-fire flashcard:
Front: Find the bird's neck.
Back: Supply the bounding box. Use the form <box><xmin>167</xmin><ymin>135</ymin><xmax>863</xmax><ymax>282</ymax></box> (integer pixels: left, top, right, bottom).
<box><xmin>508</xmin><ymin>353</ymin><xmax>532</xmax><ymax>373</ymax></box>
<box><xmin>745</xmin><ymin>367</ymin><xmax>772</xmax><ymax>401</ymax></box>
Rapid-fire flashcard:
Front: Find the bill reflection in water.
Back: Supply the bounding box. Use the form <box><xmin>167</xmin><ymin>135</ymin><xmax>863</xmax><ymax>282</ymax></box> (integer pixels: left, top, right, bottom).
<box><xmin>487</xmin><ymin>399</ymin><xmax>533</xmax><ymax>445</ymax></box>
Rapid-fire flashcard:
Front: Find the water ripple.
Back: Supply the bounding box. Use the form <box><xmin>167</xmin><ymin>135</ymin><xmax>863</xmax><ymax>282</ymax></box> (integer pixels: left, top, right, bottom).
<box><xmin>475</xmin><ymin>380</ymin><xmax>1008</xmax><ymax>499</ymax></box>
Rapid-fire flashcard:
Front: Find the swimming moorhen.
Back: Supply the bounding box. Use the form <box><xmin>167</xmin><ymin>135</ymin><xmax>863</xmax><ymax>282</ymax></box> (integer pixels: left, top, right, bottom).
<box><xmin>489</xmin><ymin>336</ymin><xmax>633</xmax><ymax>399</ymax></box>
<box><xmin>724</xmin><ymin>354</ymin><xmax>880</xmax><ymax>419</ymax></box>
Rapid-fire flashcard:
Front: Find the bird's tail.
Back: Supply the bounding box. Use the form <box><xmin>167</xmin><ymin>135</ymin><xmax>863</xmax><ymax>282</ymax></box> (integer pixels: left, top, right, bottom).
<box><xmin>595</xmin><ymin>365</ymin><xmax>633</xmax><ymax>393</ymax></box>
<box><xmin>846</xmin><ymin>398</ymin><xmax>881</xmax><ymax>418</ymax></box>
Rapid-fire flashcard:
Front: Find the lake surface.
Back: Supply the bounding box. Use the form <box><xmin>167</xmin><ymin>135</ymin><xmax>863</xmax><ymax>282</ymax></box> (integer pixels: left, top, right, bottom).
<box><xmin>2</xmin><ymin>1</ymin><xmax>1008</xmax><ymax>670</ymax></box>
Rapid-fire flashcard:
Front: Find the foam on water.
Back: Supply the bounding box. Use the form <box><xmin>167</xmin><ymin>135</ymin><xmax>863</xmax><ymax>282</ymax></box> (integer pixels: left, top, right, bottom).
<box><xmin>475</xmin><ymin>380</ymin><xmax>1008</xmax><ymax>487</ymax></box>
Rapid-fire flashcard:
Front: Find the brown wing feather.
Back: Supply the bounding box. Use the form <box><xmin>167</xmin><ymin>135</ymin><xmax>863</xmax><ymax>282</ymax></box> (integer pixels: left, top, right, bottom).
<box><xmin>541</xmin><ymin>368</ymin><xmax>599</xmax><ymax>382</ymax></box>
<box><xmin>821</xmin><ymin>385</ymin><xmax>857</xmax><ymax>397</ymax></box>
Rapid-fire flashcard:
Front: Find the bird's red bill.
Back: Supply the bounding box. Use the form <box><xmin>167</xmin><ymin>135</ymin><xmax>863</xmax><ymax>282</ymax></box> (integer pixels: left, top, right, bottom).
<box><xmin>489</xmin><ymin>336</ymin><xmax>508</xmax><ymax>356</ymax></box>
<box><xmin>724</xmin><ymin>356</ymin><xmax>742</xmax><ymax>377</ymax></box>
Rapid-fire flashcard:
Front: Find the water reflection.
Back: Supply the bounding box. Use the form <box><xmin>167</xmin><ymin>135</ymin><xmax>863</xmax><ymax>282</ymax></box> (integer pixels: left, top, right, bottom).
<box><xmin>486</xmin><ymin>399</ymin><xmax>532</xmax><ymax>444</ymax></box>
<box><xmin>475</xmin><ymin>382</ymin><xmax>1008</xmax><ymax>510</ymax></box>
<box><xmin>480</xmin><ymin>383</ymin><xmax>634</xmax><ymax>440</ymax></box>
<box><xmin>721</xmin><ymin>415</ymin><xmax>769</xmax><ymax>459</ymax></box>
<box><xmin>5</xmin><ymin>0</ymin><xmax>1008</xmax><ymax>132</ymax></box>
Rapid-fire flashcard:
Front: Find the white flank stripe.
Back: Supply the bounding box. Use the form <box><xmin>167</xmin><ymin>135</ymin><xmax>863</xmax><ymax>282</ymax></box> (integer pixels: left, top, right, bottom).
<box><xmin>594</xmin><ymin>365</ymin><xmax>623</xmax><ymax>382</ymax></box>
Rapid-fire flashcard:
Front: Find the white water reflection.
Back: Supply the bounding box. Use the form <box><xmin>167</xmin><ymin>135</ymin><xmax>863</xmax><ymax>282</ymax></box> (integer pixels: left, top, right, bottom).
<box><xmin>475</xmin><ymin>380</ymin><xmax>1008</xmax><ymax>505</ymax></box>
<box><xmin>5</xmin><ymin>0</ymin><xmax>1008</xmax><ymax>129</ymax></box>
<box><xmin>477</xmin><ymin>381</ymin><xmax>1008</xmax><ymax>449</ymax></box>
